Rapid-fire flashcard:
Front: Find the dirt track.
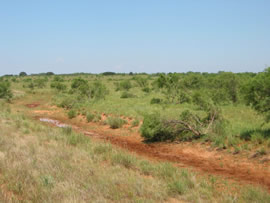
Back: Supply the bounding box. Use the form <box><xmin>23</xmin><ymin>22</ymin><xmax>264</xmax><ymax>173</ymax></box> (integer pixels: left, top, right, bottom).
<box><xmin>86</xmin><ymin>130</ymin><xmax>270</xmax><ymax>191</ymax></box>
<box><xmin>36</xmin><ymin>115</ymin><xmax>270</xmax><ymax>192</ymax></box>
<box><xmin>14</xmin><ymin>98</ymin><xmax>270</xmax><ymax>192</ymax></box>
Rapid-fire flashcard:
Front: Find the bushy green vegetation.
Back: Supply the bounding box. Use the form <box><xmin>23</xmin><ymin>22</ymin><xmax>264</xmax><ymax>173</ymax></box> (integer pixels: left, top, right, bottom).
<box><xmin>0</xmin><ymin>80</ymin><xmax>13</xmax><ymax>101</ymax></box>
<box><xmin>141</xmin><ymin>104</ymin><xmax>227</xmax><ymax>142</ymax></box>
<box><xmin>120</xmin><ymin>91</ymin><xmax>136</xmax><ymax>98</ymax></box>
<box><xmin>86</xmin><ymin>112</ymin><xmax>95</xmax><ymax>122</ymax></box>
<box><xmin>5</xmin><ymin>69</ymin><xmax>270</xmax><ymax>152</ymax></box>
<box><xmin>106</xmin><ymin>116</ymin><xmax>127</xmax><ymax>129</ymax></box>
<box><xmin>244</xmin><ymin>67</ymin><xmax>270</xmax><ymax>121</ymax></box>
<box><xmin>67</xmin><ymin>109</ymin><xmax>77</xmax><ymax>119</ymax></box>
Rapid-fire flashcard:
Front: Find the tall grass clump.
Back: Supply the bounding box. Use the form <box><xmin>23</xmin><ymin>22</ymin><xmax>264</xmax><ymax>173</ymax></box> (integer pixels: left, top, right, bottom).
<box><xmin>106</xmin><ymin>117</ymin><xmax>127</xmax><ymax>129</ymax></box>
<box><xmin>67</xmin><ymin>109</ymin><xmax>77</xmax><ymax>119</ymax></box>
<box><xmin>86</xmin><ymin>113</ymin><xmax>95</xmax><ymax>122</ymax></box>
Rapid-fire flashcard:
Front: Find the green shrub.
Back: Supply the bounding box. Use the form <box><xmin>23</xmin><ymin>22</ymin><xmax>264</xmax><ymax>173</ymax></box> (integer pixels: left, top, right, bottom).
<box><xmin>251</xmin><ymin>132</ymin><xmax>264</xmax><ymax>144</ymax></box>
<box><xmin>106</xmin><ymin>117</ymin><xmax>127</xmax><ymax>129</ymax></box>
<box><xmin>86</xmin><ymin>113</ymin><xmax>95</xmax><ymax>122</ymax></box>
<box><xmin>142</xmin><ymin>87</ymin><xmax>151</xmax><ymax>93</ymax></box>
<box><xmin>19</xmin><ymin>72</ymin><xmax>27</xmax><ymax>76</ymax></box>
<box><xmin>90</xmin><ymin>81</ymin><xmax>108</xmax><ymax>100</ymax></box>
<box><xmin>178</xmin><ymin>92</ymin><xmax>191</xmax><ymax>104</ymax></box>
<box><xmin>120</xmin><ymin>80</ymin><xmax>132</xmax><ymax>91</ymax></box>
<box><xmin>192</xmin><ymin>91</ymin><xmax>211</xmax><ymax>110</ymax></box>
<box><xmin>141</xmin><ymin>105</ymin><xmax>227</xmax><ymax>142</ymax></box>
<box><xmin>33</xmin><ymin>78</ymin><xmax>47</xmax><ymax>88</ymax></box>
<box><xmin>59</xmin><ymin>97</ymin><xmax>76</xmax><ymax>109</ymax></box>
<box><xmin>257</xmin><ymin>147</ymin><xmax>267</xmax><ymax>156</ymax></box>
<box><xmin>51</xmin><ymin>81</ymin><xmax>67</xmax><ymax>91</ymax></box>
<box><xmin>150</xmin><ymin>98</ymin><xmax>162</xmax><ymax>104</ymax></box>
<box><xmin>53</xmin><ymin>75</ymin><xmax>64</xmax><ymax>82</ymax></box>
<box><xmin>120</xmin><ymin>91</ymin><xmax>135</xmax><ymax>98</ymax></box>
<box><xmin>243</xmin><ymin>67</ymin><xmax>270</xmax><ymax>121</ymax></box>
<box><xmin>140</xmin><ymin>113</ymin><xmax>174</xmax><ymax>141</ymax></box>
<box><xmin>131</xmin><ymin>119</ymin><xmax>140</xmax><ymax>127</ymax></box>
<box><xmin>135</xmin><ymin>76</ymin><xmax>148</xmax><ymax>88</ymax></box>
<box><xmin>92</xmin><ymin>114</ymin><xmax>101</xmax><ymax>123</ymax></box>
<box><xmin>67</xmin><ymin>109</ymin><xmax>77</xmax><ymax>119</ymax></box>
<box><xmin>71</xmin><ymin>78</ymin><xmax>88</xmax><ymax>89</ymax></box>
<box><xmin>0</xmin><ymin>81</ymin><xmax>13</xmax><ymax>101</ymax></box>
<box><xmin>11</xmin><ymin>77</ymin><xmax>17</xmax><ymax>82</ymax></box>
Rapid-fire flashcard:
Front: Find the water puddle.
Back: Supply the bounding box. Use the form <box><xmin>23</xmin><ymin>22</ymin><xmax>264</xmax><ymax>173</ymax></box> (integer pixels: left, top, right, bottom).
<box><xmin>39</xmin><ymin>118</ymin><xmax>70</xmax><ymax>128</ymax></box>
<box><xmin>39</xmin><ymin>118</ymin><xmax>98</xmax><ymax>137</ymax></box>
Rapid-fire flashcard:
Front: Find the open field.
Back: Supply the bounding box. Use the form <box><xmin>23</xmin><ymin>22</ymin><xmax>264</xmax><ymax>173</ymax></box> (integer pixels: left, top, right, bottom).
<box><xmin>0</xmin><ymin>72</ymin><xmax>270</xmax><ymax>202</ymax></box>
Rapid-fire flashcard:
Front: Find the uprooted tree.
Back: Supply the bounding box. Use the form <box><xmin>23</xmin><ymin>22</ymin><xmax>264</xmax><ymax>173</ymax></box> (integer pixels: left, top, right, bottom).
<box><xmin>140</xmin><ymin>102</ymin><xmax>227</xmax><ymax>142</ymax></box>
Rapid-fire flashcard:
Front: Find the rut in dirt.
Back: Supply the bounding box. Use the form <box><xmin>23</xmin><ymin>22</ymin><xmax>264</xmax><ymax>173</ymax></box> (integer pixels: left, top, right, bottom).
<box><xmin>39</xmin><ymin>117</ymin><xmax>270</xmax><ymax>192</ymax></box>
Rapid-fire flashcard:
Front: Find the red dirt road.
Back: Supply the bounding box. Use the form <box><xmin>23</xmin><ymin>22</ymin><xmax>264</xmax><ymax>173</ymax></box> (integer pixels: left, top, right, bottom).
<box><xmin>36</xmin><ymin>114</ymin><xmax>270</xmax><ymax>192</ymax></box>
<box><xmin>85</xmin><ymin>130</ymin><xmax>270</xmax><ymax>191</ymax></box>
<box><xmin>18</xmin><ymin>101</ymin><xmax>270</xmax><ymax>192</ymax></box>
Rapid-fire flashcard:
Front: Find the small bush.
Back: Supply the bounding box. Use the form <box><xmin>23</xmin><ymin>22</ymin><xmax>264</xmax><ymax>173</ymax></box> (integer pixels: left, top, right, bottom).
<box><xmin>0</xmin><ymin>81</ymin><xmax>13</xmax><ymax>101</ymax></box>
<box><xmin>19</xmin><ymin>72</ymin><xmax>27</xmax><ymax>76</ymax></box>
<box><xmin>71</xmin><ymin>78</ymin><xmax>88</xmax><ymax>89</ymax></box>
<box><xmin>93</xmin><ymin>115</ymin><xmax>101</xmax><ymax>123</ymax></box>
<box><xmin>178</xmin><ymin>92</ymin><xmax>191</xmax><ymax>104</ymax></box>
<box><xmin>251</xmin><ymin>132</ymin><xmax>264</xmax><ymax>144</ymax></box>
<box><xmin>106</xmin><ymin>117</ymin><xmax>127</xmax><ymax>129</ymax></box>
<box><xmin>150</xmin><ymin>98</ymin><xmax>162</xmax><ymax>104</ymax></box>
<box><xmin>131</xmin><ymin>119</ymin><xmax>140</xmax><ymax>127</ymax></box>
<box><xmin>120</xmin><ymin>92</ymin><xmax>135</xmax><ymax>98</ymax></box>
<box><xmin>51</xmin><ymin>81</ymin><xmax>67</xmax><ymax>91</ymax></box>
<box><xmin>33</xmin><ymin>78</ymin><xmax>47</xmax><ymax>88</ymax></box>
<box><xmin>53</xmin><ymin>75</ymin><xmax>64</xmax><ymax>82</ymax></box>
<box><xmin>90</xmin><ymin>81</ymin><xmax>108</xmax><ymax>100</ymax></box>
<box><xmin>134</xmin><ymin>76</ymin><xmax>148</xmax><ymax>88</ymax></box>
<box><xmin>59</xmin><ymin>97</ymin><xmax>76</xmax><ymax>109</ymax></box>
<box><xmin>257</xmin><ymin>147</ymin><xmax>267</xmax><ymax>156</ymax></box>
<box><xmin>67</xmin><ymin>109</ymin><xmax>77</xmax><ymax>119</ymax></box>
<box><xmin>120</xmin><ymin>80</ymin><xmax>132</xmax><ymax>91</ymax></box>
<box><xmin>86</xmin><ymin>113</ymin><xmax>95</xmax><ymax>122</ymax></box>
<box><xmin>140</xmin><ymin>113</ymin><xmax>174</xmax><ymax>141</ymax></box>
<box><xmin>142</xmin><ymin>87</ymin><xmax>151</xmax><ymax>93</ymax></box>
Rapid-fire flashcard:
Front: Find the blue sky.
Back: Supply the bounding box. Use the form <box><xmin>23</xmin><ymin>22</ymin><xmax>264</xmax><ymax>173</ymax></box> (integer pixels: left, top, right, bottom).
<box><xmin>0</xmin><ymin>0</ymin><xmax>269</xmax><ymax>75</ymax></box>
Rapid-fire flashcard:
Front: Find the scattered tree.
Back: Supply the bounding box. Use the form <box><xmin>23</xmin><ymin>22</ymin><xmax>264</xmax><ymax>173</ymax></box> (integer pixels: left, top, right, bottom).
<box><xmin>19</xmin><ymin>72</ymin><xmax>27</xmax><ymax>76</ymax></box>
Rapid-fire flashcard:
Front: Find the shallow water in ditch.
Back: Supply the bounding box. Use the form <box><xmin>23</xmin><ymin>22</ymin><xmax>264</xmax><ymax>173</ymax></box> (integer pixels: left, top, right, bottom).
<box><xmin>39</xmin><ymin>118</ymin><xmax>70</xmax><ymax>128</ymax></box>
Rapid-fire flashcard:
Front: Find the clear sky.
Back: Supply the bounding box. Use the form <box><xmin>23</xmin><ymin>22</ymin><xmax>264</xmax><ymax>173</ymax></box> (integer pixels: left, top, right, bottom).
<box><xmin>0</xmin><ymin>0</ymin><xmax>269</xmax><ymax>75</ymax></box>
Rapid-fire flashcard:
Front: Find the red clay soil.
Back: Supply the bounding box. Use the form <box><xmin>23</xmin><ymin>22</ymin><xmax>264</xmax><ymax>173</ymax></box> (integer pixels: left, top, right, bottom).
<box><xmin>25</xmin><ymin>103</ymin><xmax>40</xmax><ymax>108</ymax></box>
<box><xmin>35</xmin><ymin>114</ymin><xmax>270</xmax><ymax>192</ymax></box>
<box><xmin>88</xmin><ymin>131</ymin><xmax>270</xmax><ymax>191</ymax></box>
